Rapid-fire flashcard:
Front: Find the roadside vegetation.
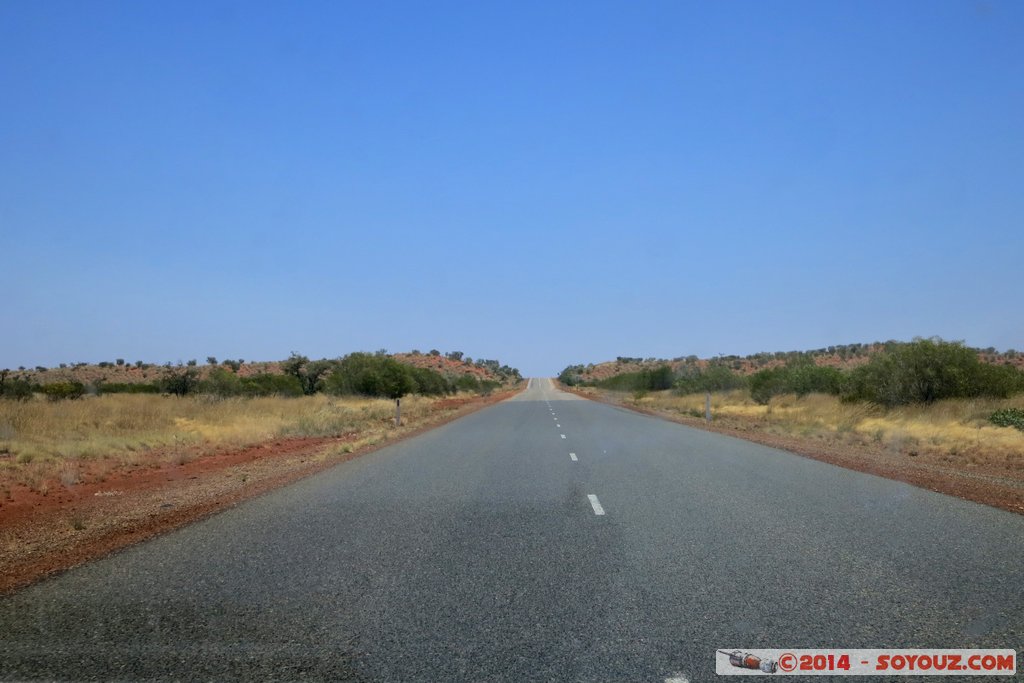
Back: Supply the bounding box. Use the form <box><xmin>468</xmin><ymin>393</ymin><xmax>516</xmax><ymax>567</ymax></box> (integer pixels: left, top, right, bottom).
<box><xmin>0</xmin><ymin>394</ymin><xmax>455</xmax><ymax>493</ymax></box>
<box><xmin>561</xmin><ymin>338</ymin><xmax>1024</xmax><ymax>465</ymax></box>
<box><xmin>3</xmin><ymin>350</ymin><xmax>521</xmax><ymax>401</ymax></box>
<box><xmin>622</xmin><ymin>390</ymin><xmax>1024</xmax><ymax>464</ymax></box>
<box><xmin>0</xmin><ymin>351</ymin><xmax>522</xmax><ymax>496</ymax></box>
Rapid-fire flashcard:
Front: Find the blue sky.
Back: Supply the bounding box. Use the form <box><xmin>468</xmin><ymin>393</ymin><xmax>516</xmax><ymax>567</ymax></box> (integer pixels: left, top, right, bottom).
<box><xmin>2</xmin><ymin>1</ymin><xmax>1022</xmax><ymax>376</ymax></box>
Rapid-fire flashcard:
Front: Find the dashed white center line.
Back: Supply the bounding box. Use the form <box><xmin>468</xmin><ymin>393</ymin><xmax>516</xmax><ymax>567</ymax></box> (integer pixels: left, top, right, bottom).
<box><xmin>560</xmin><ymin>434</ymin><xmax>566</xmax><ymax>439</ymax></box>
<box><xmin>665</xmin><ymin>676</ymin><xmax>690</xmax><ymax>683</ymax></box>
<box><xmin>556</xmin><ymin>423</ymin><xmax>561</xmax><ymax>427</ymax></box>
<box><xmin>569</xmin><ymin>452</ymin><xmax>577</xmax><ymax>461</ymax></box>
<box><xmin>587</xmin><ymin>494</ymin><xmax>605</xmax><ymax>515</ymax></box>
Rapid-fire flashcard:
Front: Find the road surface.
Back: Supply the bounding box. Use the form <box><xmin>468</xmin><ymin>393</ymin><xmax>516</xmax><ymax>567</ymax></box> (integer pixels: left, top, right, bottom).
<box><xmin>1</xmin><ymin>379</ymin><xmax>1021</xmax><ymax>681</ymax></box>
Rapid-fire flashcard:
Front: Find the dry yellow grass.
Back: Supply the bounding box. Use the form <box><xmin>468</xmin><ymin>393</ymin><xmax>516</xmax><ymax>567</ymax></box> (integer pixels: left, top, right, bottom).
<box><xmin>631</xmin><ymin>390</ymin><xmax>1024</xmax><ymax>462</ymax></box>
<box><xmin>0</xmin><ymin>393</ymin><xmax>454</xmax><ymax>490</ymax></box>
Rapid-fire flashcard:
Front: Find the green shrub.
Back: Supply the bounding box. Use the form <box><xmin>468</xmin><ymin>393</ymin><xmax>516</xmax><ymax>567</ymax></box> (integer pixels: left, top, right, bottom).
<box><xmin>377</xmin><ymin>358</ymin><xmax>415</xmax><ymax>399</ymax></box>
<box><xmin>238</xmin><ymin>373</ymin><xmax>303</xmax><ymax>397</ymax></box>
<box><xmin>280</xmin><ymin>354</ymin><xmax>332</xmax><ymax>395</ymax></box>
<box><xmin>409</xmin><ymin>366</ymin><xmax>452</xmax><ymax>396</ymax></box>
<box><xmin>990</xmin><ymin>408</ymin><xmax>1024</xmax><ymax>431</ymax></box>
<box><xmin>748</xmin><ymin>362</ymin><xmax>844</xmax><ymax>404</ymax></box>
<box><xmin>558</xmin><ymin>365</ymin><xmax>585</xmax><ymax>386</ymax></box>
<box><xmin>455</xmin><ymin>375</ymin><xmax>481</xmax><ymax>392</ymax></box>
<box><xmin>749</xmin><ymin>367</ymin><xmax>789</xmax><ymax>405</ymax></box>
<box><xmin>41</xmin><ymin>381</ymin><xmax>86</xmax><ymax>401</ymax></box>
<box><xmin>597</xmin><ymin>365</ymin><xmax>674</xmax><ymax>392</ymax></box>
<box><xmin>0</xmin><ymin>370</ymin><xmax>35</xmax><ymax>401</ymax></box>
<box><xmin>674</xmin><ymin>365</ymin><xmax>747</xmax><ymax>395</ymax></box>
<box><xmin>200</xmin><ymin>367</ymin><xmax>241</xmax><ymax>397</ymax></box>
<box><xmin>842</xmin><ymin>337</ymin><xmax>1023</xmax><ymax>407</ymax></box>
<box><xmin>98</xmin><ymin>383</ymin><xmax>161</xmax><ymax>394</ymax></box>
<box><xmin>160</xmin><ymin>367</ymin><xmax>200</xmax><ymax>396</ymax></box>
<box><xmin>323</xmin><ymin>353</ymin><xmax>455</xmax><ymax>398</ymax></box>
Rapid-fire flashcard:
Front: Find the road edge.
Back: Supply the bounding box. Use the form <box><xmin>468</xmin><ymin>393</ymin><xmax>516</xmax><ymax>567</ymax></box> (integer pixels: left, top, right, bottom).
<box><xmin>561</xmin><ymin>384</ymin><xmax>1024</xmax><ymax>517</ymax></box>
<box><xmin>0</xmin><ymin>385</ymin><xmax>525</xmax><ymax>595</ymax></box>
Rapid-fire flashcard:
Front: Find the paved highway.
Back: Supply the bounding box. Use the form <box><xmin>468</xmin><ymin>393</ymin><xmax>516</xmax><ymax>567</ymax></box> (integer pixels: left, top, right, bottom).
<box><xmin>1</xmin><ymin>379</ymin><xmax>1022</xmax><ymax>681</ymax></box>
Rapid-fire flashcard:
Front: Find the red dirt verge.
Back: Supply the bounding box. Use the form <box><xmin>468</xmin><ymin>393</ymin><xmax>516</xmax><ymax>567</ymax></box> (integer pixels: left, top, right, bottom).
<box><xmin>0</xmin><ymin>388</ymin><xmax>520</xmax><ymax>594</ymax></box>
<box><xmin>566</xmin><ymin>387</ymin><xmax>1024</xmax><ymax>517</ymax></box>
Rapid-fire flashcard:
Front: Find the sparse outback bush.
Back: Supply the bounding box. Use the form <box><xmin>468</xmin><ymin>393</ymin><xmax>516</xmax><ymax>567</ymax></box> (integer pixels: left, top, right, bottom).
<box><xmin>749</xmin><ymin>363</ymin><xmax>844</xmax><ymax>404</ymax></box>
<box><xmin>674</xmin><ymin>365</ymin><xmax>747</xmax><ymax>395</ymax></box>
<box><xmin>0</xmin><ymin>370</ymin><xmax>35</xmax><ymax>401</ymax></box>
<box><xmin>597</xmin><ymin>366</ymin><xmax>673</xmax><ymax>392</ymax></box>
<box><xmin>238</xmin><ymin>374</ymin><xmax>303</xmax><ymax>397</ymax></box>
<box><xmin>989</xmin><ymin>408</ymin><xmax>1024</xmax><ymax>432</ymax></box>
<box><xmin>842</xmin><ymin>337</ymin><xmax>1023</xmax><ymax>407</ymax></box>
<box><xmin>160</xmin><ymin>367</ymin><xmax>200</xmax><ymax>396</ymax></box>
<box><xmin>98</xmin><ymin>383</ymin><xmax>161</xmax><ymax>394</ymax></box>
<box><xmin>200</xmin><ymin>367</ymin><xmax>242</xmax><ymax>397</ymax></box>
<box><xmin>41</xmin><ymin>381</ymin><xmax>86</xmax><ymax>401</ymax></box>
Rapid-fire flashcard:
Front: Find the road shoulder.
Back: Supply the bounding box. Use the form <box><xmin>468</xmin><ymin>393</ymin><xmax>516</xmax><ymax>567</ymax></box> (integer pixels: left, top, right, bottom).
<box><xmin>565</xmin><ymin>386</ymin><xmax>1024</xmax><ymax>516</ymax></box>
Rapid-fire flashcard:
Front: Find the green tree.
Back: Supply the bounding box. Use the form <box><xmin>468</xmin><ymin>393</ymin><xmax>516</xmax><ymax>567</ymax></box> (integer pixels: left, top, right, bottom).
<box><xmin>378</xmin><ymin>359</ymin><xmax>415</xmax><ymax>400</ymax></box>
<box><xmin>239</xmin><ymin>374</ymin><xmax>303</xmax><ymax>397</ymax></box>
<box><xmin>201</xmin><ymin>367</ymin><xmax>241</xmax><ymax>396</ymax></box>
<box><xmin>280</xmin><ymin>353</ymin><xmax>332</xmax><ymax>395</ymax></box>
<box><xmin>843</xmin><ymin>337</ymin><xmax>1023</xmax><ymax>406</ymax></box>
<box><xmin>161</xmin><ymin>367</ymin><xmax>200</xmax><ymax>396</ymax></box>
<box><xmin>41</xmin><ymin>381</ymin><xmax>86</xmax><ymax>401</ymax></box>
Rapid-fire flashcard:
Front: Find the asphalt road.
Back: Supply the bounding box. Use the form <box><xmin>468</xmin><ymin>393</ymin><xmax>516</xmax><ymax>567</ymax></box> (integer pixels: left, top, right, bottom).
<box><xmin>1</xmin><ymin>379</ymin><xmax>1022</xmax><ymax>682</ymax></box>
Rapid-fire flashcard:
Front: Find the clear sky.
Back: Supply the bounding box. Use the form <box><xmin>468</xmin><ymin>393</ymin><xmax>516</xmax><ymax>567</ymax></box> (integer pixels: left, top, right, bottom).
<box><xmin>2</xmin><ymin>1</ymin><xmax>1022</xmax><ymax>377</ymax></box>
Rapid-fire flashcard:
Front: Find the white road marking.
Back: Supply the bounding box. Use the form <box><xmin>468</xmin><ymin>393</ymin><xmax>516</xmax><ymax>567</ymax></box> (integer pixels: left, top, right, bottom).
<box><xmin>587</xmin><ymin>494</ymin><xmax>605</xmax><ymax>515</ymax></box>
<box><xmin>569</xmin><ymin>453</ymin><xmax>577</xmax><ymax>461</ymax></box>
<box><xmin>665</xmin><ymin>676</ymin><xmax>690</xmax><ymax>683</ymax></box>
<box><xmin>560</xmin><ymin>434</ymin><xmax>566</xmax><ymax>439</ymax></box>
<box><xmin>556</xmin><ymin>424</ymin><xmax>561</xmax><ymax>427</ymax></box>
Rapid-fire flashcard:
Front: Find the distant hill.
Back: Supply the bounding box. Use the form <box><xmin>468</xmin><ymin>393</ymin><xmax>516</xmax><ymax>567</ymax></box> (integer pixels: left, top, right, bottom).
<box><xmin>563</xmin><ymin>341</ymin><xmax>1023</xmax><ymax>385</ymax></box>
<box><xmin>7</xmin><ymin>351</ymin><xmax>521</xmax><ymax>388</ymax></box>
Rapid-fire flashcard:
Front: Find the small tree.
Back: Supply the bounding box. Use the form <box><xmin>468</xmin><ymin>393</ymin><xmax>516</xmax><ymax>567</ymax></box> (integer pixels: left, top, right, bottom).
<box><xmin>161</xmin><ymin>367</ymin><xmax>200</xmax><ymax>396</ymax></box>
<box><xmin>378</xmin><ymin>359</ymin><xmax>415</xmax><ymax>425</ymax></box>
<box><xmin>207</xmin><ymin>356</ymin><xmax>218</xmax><ymax>365</ymax></box>
<box><xmin>281</xmin><ymin>353</ymin><xmax>331</xmax><ymax>395</ymax></box>
<box><xmin>41</xmin><ymin>381</ymin><xmax>86</xmax><ymax>401</ymax></box>
<box><xmin>202</xmin><ymin>367</ymin><xmax>241</xmax><ymax>397</ymax></box>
